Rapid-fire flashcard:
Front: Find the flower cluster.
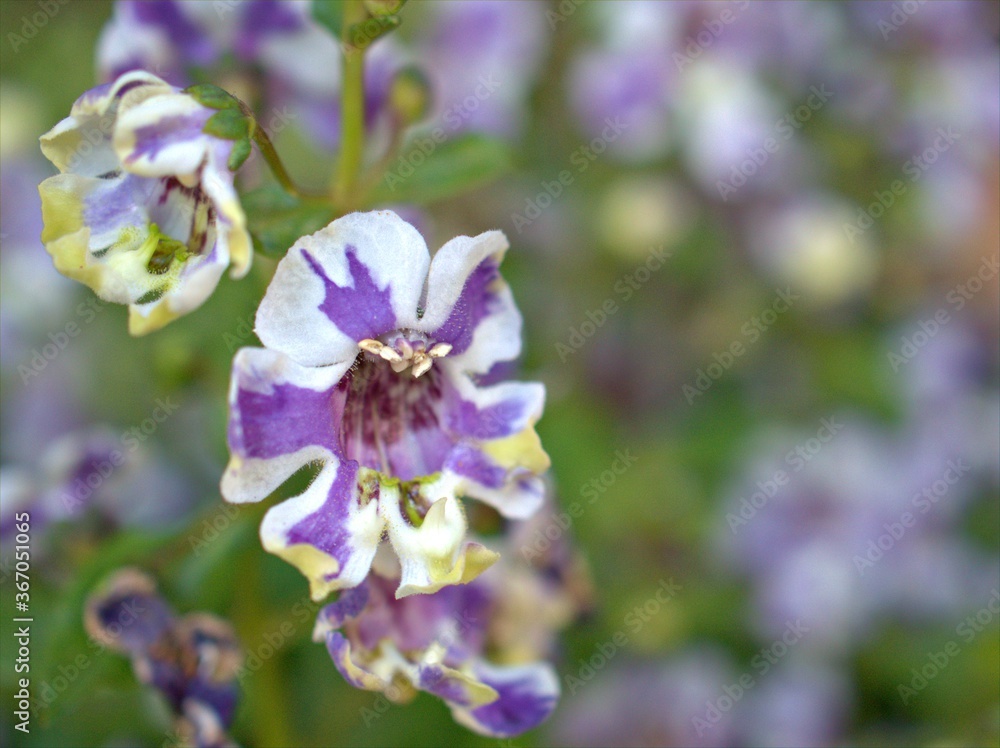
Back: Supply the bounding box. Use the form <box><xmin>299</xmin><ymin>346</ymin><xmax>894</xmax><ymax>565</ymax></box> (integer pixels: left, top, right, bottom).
<box><xmin>222</xmin><ymin>209</ymin><xmax>571</xmax><ymax>735</ymax></box>
<box><xmin>33</xmin><ymin>1</ymin><xmax>572</xmax><ymax>739</ymax></box>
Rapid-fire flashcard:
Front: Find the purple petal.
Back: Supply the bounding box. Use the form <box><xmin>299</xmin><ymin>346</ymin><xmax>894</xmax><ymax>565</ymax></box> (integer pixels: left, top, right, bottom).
<box><xmin>303</xmin><ymin>246</ymin><xmax>397</xmax><ymax>342</ymax></box>
<box><xmin>445</xmin><ymin>382</ymin><xmax>542</xmax><ymax>441</ymax></box>
<box><xmin>444</xmin><ymin>444</ymin><xmax>507</xmax><ymax>489</ymax></box>
<box><xmin>318</xmin><ymin>583</ymin><xmax>371</xmax><ymax>629</ymax></box>
<box><xmin>325</xmin><ymin>631</ymin><xmax>386</xmax><ymax>690</ymax></box>
<box><xmin>431</xmin><ymin>256</ymin><xmax>501</xmax><ymax>355</ymax></box>
<box><xmin>460</xmin><ymin>663</ymin><xmax>559</xmax><ymax>738</ymax></box>
<box><xmin>280</xmin><ymin>460</ymin><xmax>367</xmax><ymax>578</ymax></box>
<box><xmin>128</xmin><ymin>0</ymin><xmax>217</xmax><ymax>66</ymax></box>
<box><xmin>230</xmin><ymin>376</ymin><xmax>343</xmax><ymax>461</ymax></box>
<box><xmin>124</xmin><ymin>110</ymin><xmax>214</xmax><ymax>166</ymax></box>
<box><xmin>235</xmin><ymin>0</ymin><xmax>307</xmax><ymax>60</ymax></box>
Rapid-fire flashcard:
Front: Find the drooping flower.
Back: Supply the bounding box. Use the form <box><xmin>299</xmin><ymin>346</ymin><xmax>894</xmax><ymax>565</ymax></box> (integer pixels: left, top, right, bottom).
<box><xmin>96</xmin><ymin>0</ymin><xmax>405</xmax><ymax>151</ymax></box>
<box><xmin>311</xmin><ymin>498</ymin><xmax>589</xmax><ymax>741</ymax></box>
<box><xmin>223</xmin><ymin>210</ymin><xmax>549</xmax><ymax>600</ymax></box>
<box><xmin>85</xmin><ymin>568</ymin><xmax>243</xmax><ymax>748</ymax></box>
<box><xmin>38</xmin><ymin>70</ymin><xmax>252</xmax><ymax>335</ymax></box>
<box><xmin>315</xmin><ymin>572</ymin><xmax>558</xmax><ymax>738</ymax></box>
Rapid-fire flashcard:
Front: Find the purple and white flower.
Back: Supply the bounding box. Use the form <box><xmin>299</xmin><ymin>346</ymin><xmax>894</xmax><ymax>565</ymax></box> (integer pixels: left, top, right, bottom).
<box><xmin>86</xmin><ymin>568</ymin><xmax>243</xmax><ymax>748</ymax></box>
<box><xmin>313</xmin><ymin>568</ymin><xmax>560</xmax><ymax>738</ymax></box>
<box><xmin>97</xmin><ymin>0</ymin><xmax>405</xmax><ymax>151</ymax></box>
<box><xmin>223</xmin><ymin>210</ymin><xmax>549</xmax><ymax>600</ymax></box>
<box><xmin>38</xmin><ymin>71</ymin><xmax>252</xmax><ymax>335</ymax></box>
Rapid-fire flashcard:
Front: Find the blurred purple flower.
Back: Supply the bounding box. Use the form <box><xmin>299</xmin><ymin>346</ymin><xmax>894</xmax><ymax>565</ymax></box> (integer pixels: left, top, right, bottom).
<box><xmin>719</xmin><ymin>418</ymin><xmax>994</xmax><ymax>652</ymax></box>
<box><xmin>0</xmin><ymin>426</ymin><xmax>195</xmax><ymax>568</ymax></box>
<box><xmin>85</xmin><ymin>568</ymin><xmax>243</xmax><ymax>748</ymax></box>
<box><xmin>550</xmin><ymin>647</ymin><xmax>741</xmax><ymax>748</ymax></box>
<box><xmin>735</xmin><ymin>660</ymin><xmax>851</xmax><ymax>748</ymax></box>
<box><xmin>415</xmin><ymin>0</ymin><xmax>549</xmax><ymax>139</ymax></box>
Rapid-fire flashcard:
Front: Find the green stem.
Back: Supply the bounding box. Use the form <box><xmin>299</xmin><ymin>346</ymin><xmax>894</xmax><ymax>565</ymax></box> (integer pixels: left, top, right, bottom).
<box><xmin>333</xmin><ymin>0</ymin><xmax>368</xmax><ymax>209</ymax></box>
<box><xmin>250</xmin><ymin>120</ymin><xmax>303</xmax><ymax>199</ymax></box>
<box><xmin>238</xmin><ymin>549</ymin><xmax>297</xmax><ymax>747</ymax></box>
<box><xmin>355</xmin><ymin>118</ymin><xmax>405</xmax><ymax>206</ymax></box>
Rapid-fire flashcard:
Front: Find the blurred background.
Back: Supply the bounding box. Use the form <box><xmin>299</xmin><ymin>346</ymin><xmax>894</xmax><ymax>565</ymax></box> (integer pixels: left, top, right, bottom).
<box><xmin>1</xmin><ymin>1</ymin><xmax>998</xmax><ymax>746</ymax></box>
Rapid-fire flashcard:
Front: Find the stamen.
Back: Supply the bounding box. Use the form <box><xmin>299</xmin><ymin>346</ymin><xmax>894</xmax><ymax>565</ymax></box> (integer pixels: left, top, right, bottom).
<box><xmin>411</xmin><ymin>355</ymin><xmax>433</xmax><ymax>378</ymax></box>
<box><xmin>359</xmin><ymin>334</ymin><xmax>450</xmax><ymax>377</ymax></box>
<box><xmin>379</xmin><ymin>346</ymin><xmax>403</xmax><ymax>363</ymax></box>
<box><xmin>358</xmin><ymin>339</ymin><xmax>384</xmax><ymax>356</ymax></box>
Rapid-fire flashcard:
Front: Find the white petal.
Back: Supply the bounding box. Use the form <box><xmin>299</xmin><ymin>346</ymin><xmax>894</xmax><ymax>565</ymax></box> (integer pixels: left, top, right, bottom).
<box><xmin>256</xmin><ymin>210</ymin><xmax>430</xmax><ymax>367</ymax></box>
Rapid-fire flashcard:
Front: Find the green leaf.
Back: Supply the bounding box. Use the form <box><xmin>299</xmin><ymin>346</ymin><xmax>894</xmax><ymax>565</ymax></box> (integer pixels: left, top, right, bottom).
<box><xmin>204</xmin><ymin>107</ymin><xmax>249</xmax><ymax>141</ymax></box>
<box><xmin>184</xmin><ymin>83</ymin><xmax>240</xmax><ymax>110</ymax></box>
<box><xmin>228</xmin><ymin>137</ymin><xmax>252</xmax><ymax>171</ymax></box>
<box><xmin>312</xmin><ymin>0</ymin><xmax>343</xmax><ymax>38</ymax></box>
<box><xmin>367</xmin><ymin>134</ymin><xmax>512</xmax><ymax>206</ymax></box>
<box><xmin>242</xmin><ymin>186</ymin><xmax>334</xmax><ymax>258</ymax></box>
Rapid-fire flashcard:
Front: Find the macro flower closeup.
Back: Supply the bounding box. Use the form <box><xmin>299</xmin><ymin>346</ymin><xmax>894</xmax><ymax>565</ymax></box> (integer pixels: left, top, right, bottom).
<box><xmin>6</xmin><ymin>1</ymin><xmax>998</xmax><ymax>745</ymax></box>
<box><xmin>38</xmin><ymin>70</ymin><xmax>251</xmax><ymax>335</ymax></box>
<box><xmin>224</xmin><ymin>210</ymin><xmax>549</xmax><ymax>600</ymax></box>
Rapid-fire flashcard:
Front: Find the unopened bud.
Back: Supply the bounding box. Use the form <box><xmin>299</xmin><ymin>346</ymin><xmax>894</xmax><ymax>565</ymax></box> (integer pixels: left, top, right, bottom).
<box><xmin>389</xmin><ymin>66</ymin><xmax>432</xmax><ymax>126</ymax></box>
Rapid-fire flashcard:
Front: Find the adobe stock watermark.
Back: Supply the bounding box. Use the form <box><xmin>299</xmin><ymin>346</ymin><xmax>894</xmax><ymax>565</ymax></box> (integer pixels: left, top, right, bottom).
<box><xmin>510</xmin><ymin>116</ymin><xmax>629</xmax><ymax>233</ymax></box>
<box><xmin>222</xmin><ymin>311</ymin><xmax>256</xmax><ymax>353</ymax></box>
<box><xmin>725</xmin><ymin>416</ymin><xmax>845</xmax><ymax>534</ymax></box>
<box><xmin>18</xmin><ymin>298</ymin><xmax>109</xmax><ymax>385</ymax></box>
<box><xmin>58</xmin><ymin>398</ymin><xmax>181</xmax><ymax>515</ymax></box>
<box><xmin>853</xmin><ymin>458</ymin><xmax>970</xmax><ymax>575</ymax></box>
<box><xmin>384</xmin><ymin>74</ymin><xmax>502</xmax><ymax>191</ymax></box>
<box><xmin>555</xmin><ymin>243</ymin><xmax>670</xmax><ymax>362</ymax></box>
<box><xmin>673</xmin><ymin>0</ymin><xmax>750</xmax><ymax>70</ymax></box>
<box><xmin>693</xmin><ymin>619</ymin><xmax>810</xmax><ymax>736</ymax></box>
<box><xmin>235</xmin><ymin>596</ymin><xmax>322</xmax><ymax>684</ymax></box>
<box><xmin>7</xmin><ymin>0</ymin><xmax>70</xmax><ymax>52</ymax></box>
<box><xmin>546</xmin><ymin>0</ymin><xmax>585</xmax><ymax>29</ymax></box>
<box><xmin>716</xmin><ymin>84</ymin><xmax>833</xmax><ymax>201</ymax></box>
<box><xmin>31</xmin><ymin>595</ymin><xmax>148</xmax><ymax>713</ymax></box>
<box><xmin>878</xmin><ymin>0</ymin><xmax>928</xmax><ymax>40</ymax></box>
<box><xmin>520</xmin><ymin>448</ymin><xmax>638</xmax><ymax>562</ymax></box>
<box><xmin>898</xmin><ymin>588</ymin><xmax>999</xmax><ymax>704</ymax></box>
<box><xmin>683</xmin><ymin>287</ymin><xmax>798</xmax><ymax>404</ymax></box>
<box><xmin>843</xmin><ymin>126</ymin><xmax>960</xmax><ymax>244</ymax></box>
<box><xmin>187</xmin><ymin>504</ymin><xmax>243</xmax><ymax>556</ymax></box>
<box><xmin>887</xmin><ymin>254</ymin><xmax>999</xmax><ymax>372</ymax></box>
<box><xmin>564</xmin><ymin>578</ymin><xmax>681</xmax><ymax>696</ymax></box>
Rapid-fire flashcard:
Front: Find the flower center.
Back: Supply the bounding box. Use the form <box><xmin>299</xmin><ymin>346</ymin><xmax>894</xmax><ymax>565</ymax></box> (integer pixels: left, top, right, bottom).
<box><xmin>339</xmin><ymin>333</ymin><xmax>455</xmax><ymax>481</ymax></box>
<box><xmin>357</xmin><ymin>334</ymin><xmax>452</xmax><ymax>378</ymax></box>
